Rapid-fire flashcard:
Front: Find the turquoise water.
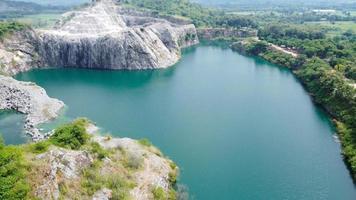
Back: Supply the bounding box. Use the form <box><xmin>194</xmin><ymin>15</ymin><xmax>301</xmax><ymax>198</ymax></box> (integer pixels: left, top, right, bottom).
<box><xmin>0</xmin><ymin>110</ymin><xmax>27</xmax><ymax>145</ymax></box>
<box><xmin>15</xmin><ymin>46</ymin><xmax>356</xmax><ymax>199</ymax></box>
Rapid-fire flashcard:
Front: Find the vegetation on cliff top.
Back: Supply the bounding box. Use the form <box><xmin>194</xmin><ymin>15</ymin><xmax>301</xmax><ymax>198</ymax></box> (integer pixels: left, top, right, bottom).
<box><xmin>0</xmin><ymin>21</ymin><xmax>28</xmax><ymax>39</ymax></box>
<box><xmin>123</xmin><ymin>0</ymin><xmax>257</xmax><ymax>28</ymax></box>
<box><xmin>0</xmin><ymin>119</ymin><xmax>179</xmax><ymax>199</ymax></box>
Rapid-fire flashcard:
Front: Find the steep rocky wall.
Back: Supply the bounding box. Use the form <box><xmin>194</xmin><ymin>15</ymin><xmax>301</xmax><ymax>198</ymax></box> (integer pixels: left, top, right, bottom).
<box><xmin>0</xmin><ymin>29</ymin><xmax>42</xmax><ymax>75</ymax></box>
<box><xmin>35</xmin><ymin>0</ymin><xmax>199</xmax><ymax>70</ymax></box>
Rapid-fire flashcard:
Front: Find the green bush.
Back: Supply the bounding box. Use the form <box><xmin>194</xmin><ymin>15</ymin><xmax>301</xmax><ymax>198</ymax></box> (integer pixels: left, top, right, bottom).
<box><xmin>168</xmin><ymin>171</ymin><xmax>177</xmax><ymax>185</ymax></box>
<box><xmin>29</xmin><ymin>140</ymin><xmax>51</xmax><ymax>154</ymax></box>
<box><xmin>138</xmin><ymin>138</ymin><xmax>152</xmax><ymax>147</ymax></box>
<box><xmin>0</xmin><ymin>22</ymin><xmax>27</xmax><ymax>39</ymax></box>
<box><xmin>152</xmin><ymin>187</ymin><xmax>166</xmax><ymax>200</ymax></box>
<box><xmin>50</xmin><ymin>119</ymin><xmax>90</xmax><ymax>150</ymax></box>
<box><xmin>0</xmin><ymin>136</ymin><xmax>30</xmax><ymax>200</ymax></box>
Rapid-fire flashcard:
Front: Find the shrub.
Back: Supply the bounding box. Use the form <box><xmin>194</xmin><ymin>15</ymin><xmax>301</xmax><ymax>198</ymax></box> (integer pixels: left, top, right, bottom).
<box><xmin>50</xmin><ymin>119</ymin><xmax>89</xmax><ymax>150</ymax></box>
<box><xmin>0</xmin><ymin>22</ymin><xmax>27</xmax><ymax>39</ymax></box>
<box><xmin>138</xmin><ymin>138</ymin><xmax>152</xmax><ymax>147</ymax></box>
<box><xmin>124</xmin><ymin>153</ymin><xmax>143</xmax><ymax>170</ymax></box>
<box><xmin>152</xmin><ymin>187</ymin><xmax>166</xmax><ymax>200</ymax></box>
<box><xmin>89</xmin><ymin>142</ymin><xmax>109</xmax><ymax>160</ymax></box>
<box><xmin>168</xmin><ymin>171</ymin><xmax>177</xmax><ymax>185</ymax></box>
<box><xmin>29</xmin><ymin>140</ymin><xmax>51</xmax><ymax>154</ymax></box>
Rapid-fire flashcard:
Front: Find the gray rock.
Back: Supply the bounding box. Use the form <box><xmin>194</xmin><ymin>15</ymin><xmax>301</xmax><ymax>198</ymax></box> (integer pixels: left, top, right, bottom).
<box><xmin>35</xmin><ymin>0</ymin><xmax>199</xmax><ymax>70</ymax></box>
<box><xmin>0</xmin><ymin>75</ymin><xmax>64</xmax><ymax>140</ymax></box>
<box><xmin>92</xmin><ymin>188</ymin><xmax>112</xmax><ymax>200</ymax></box>
<box><xmin>0</xmin><ymin>29</ymin><xmax>42</xmax><ymax>75</ymax></box>
<box><xmin>35</xmin><ymin>147</ymin><xmax>93</xmax><ymax>200</ymax></box>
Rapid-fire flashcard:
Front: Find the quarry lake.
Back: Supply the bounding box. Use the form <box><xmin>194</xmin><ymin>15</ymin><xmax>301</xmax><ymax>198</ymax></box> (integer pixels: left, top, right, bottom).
<box><xmin>11</xmin><ymin>45</ymin><xmax>356</xmax><ymax>199</ymax></box>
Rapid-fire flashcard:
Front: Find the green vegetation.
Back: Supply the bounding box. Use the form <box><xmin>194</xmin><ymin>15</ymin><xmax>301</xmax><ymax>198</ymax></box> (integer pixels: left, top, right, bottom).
<box><xmin>152</xmin><ymin>187</ymin><xmax>166</xmax><ymax>200</ymax></box>
<box><xmin>81</xmin><ymin>161</ymin><xmax>135</xmax><ymax>200</ymax></box>
<box><xmin>13</xmin><ymin>13</ymin><xmax>62</xmax><ymax>28</ymax></box>
<box><xmin>0</xmin><ymin>118</ymin><xmax>179</xmax><ymax>199</ymax></box>
<box><xmin>305</xmin><ymin>21</ymin><xmax>356</xmax><ymax>37</ymax></box>
<box><xmin>0</xmin><ymin>136</ymin><xmax>30</xmax><ymax>200</ymax></box>
<box><xmin>139</xmin><ymin>138</ymin><xmax>152</xmax><ymax>147</ymax></box>
<box><xmin>0</xmin><ymin>21</ymin><xmax>28</xmax><ymax>39</ymax></box>
<box><xmin>50</xmin><ymin>118</ymin><xmax>90</xmax><ymax>150</ymax></box>
<box><xmin>152</xmin><ymin>186</ymin><xmax>177</xmax><ymax>200</ymax></box>
<box><xmin>28</xmin><ymin>140</ymin><xmax>51</xmax><ymax>154</ymax></box>
<box><xmin>124</xmin><ymin>0</ymin><xmax>256</xmax><ymax>28</ymax></box>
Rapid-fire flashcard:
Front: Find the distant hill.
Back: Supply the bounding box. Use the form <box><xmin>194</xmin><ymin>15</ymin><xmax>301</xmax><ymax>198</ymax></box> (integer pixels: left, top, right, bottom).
<box><xmin>10</xmin><ymin>0</ymin><xmax>90</xmax><ymax>6</ymax></box>
<box><xmin>0</xmin><ymin>0</ymin><xmax>66</xmax><ymax>19</ymax></box>
<box><xmin>0</xmin><ymin>0</ymin><xmax>46</xmax><ymax>18</ymax></box>
<box><xmin>194</xmin><ymin>0</ymin><xmax>356</xmax><ymax>6</ymax></box>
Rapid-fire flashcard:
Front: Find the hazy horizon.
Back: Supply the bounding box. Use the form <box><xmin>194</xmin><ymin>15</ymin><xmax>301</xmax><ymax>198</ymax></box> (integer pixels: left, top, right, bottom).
<box><xmin>10</xmin><ymin>0</ymin><xmax>356</xmax><ymax>7</ymax></box>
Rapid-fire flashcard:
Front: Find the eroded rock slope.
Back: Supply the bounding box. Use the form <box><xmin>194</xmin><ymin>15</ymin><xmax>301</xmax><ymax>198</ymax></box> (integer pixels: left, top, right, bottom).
<box><xmin>36</xmin><ymin>0</ymin><xmax>198</xmax><ymax>70</ymax></box>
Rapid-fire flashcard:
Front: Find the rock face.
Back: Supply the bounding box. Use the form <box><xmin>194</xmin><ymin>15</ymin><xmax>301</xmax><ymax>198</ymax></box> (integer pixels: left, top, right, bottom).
<box><xmin>36</xmin><ymin>0</ymin><xmax>198</xmax><ymax>70</ymax></box>
<box><xmin>0</xmin><ymin>29</ymin><xmax>42</xmax><ymax>75</ymax></box>
<box><xmin>34</xmin><ymin>148</ymin><xmax>93</xmax><ymax>200</ymax></box>
<box><xmin>28</xmin><ymin>123</ymin><xmax>178</xmax><ymax>200</ymax></box>
<box><xmin>0</xmin><ymin>75</ymin><xmax>64</xmax><ymax>140</ymax></box>
<box><xmin>93</xmin><ymin>135</ymin><xmax>177</xmax><ymax>200</ymax></box>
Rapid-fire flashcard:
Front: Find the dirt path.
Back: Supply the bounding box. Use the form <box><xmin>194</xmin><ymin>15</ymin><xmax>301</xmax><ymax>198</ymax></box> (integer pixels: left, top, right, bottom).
<box><xmin>269</xmin><ymin>43</ymin><xmax>299</xmax><ymax>58</ymax></box>
<box><xmin>254</xmin><ymin>38</ymin><xmax>299</xmax><ymax>58</ymax></box>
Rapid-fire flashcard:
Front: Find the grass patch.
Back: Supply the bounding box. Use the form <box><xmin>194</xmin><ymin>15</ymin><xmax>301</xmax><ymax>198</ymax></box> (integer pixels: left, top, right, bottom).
<box><xmin>123</xmin><ymin>152</ymin><xmax>144</xmax><ymax>170</ymax></box>
<box><xmin>87</xmin><ymin>142</ymin><xmax>110</xmax><ymax>160</ymax></box>
<box><xmin>81</xmin><ymin>161</ymin><xmax>134</xmax><ymax>200</ymax></box>
<box><xmin>28</xmin><ymin>140</ymin><xmax>51</xmax><ymax>154</ymax></box>
<box><xmin>138</xmin><ymin>138</ymin><xmax>152</xmax><ymax>147</ymax></box>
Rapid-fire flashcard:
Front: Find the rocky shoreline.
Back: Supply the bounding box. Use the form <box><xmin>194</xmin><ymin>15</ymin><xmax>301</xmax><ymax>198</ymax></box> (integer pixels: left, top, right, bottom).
<box><xmin>0</xmin><ymin>75</ymin><xmax>64</xmax><ymax>141</ymax></box>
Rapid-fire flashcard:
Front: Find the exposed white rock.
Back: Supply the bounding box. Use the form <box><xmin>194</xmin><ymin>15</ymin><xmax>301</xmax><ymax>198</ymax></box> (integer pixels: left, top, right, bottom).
<box><xmin>92</xmin><ymin>188</ymin><xmax>112</xmax><ymax>200</ymax></box>
<box><xmin>0</xmin><ymin>75</ymin><xmax>64</xmax><ymax>140</ymax></box>
<box><xmin>36</xmin><ymin>0</ymin><xmax>198</xmax><ymax>70</ymax></box>
<box><xmin>0</xmin><ymin>29</ymin><xmax>42</xmax><ymax>75</ymax></box>
<box><xmin>34</xmin><ymin>147</ymin><xmax>93</xmax><ymax>200</ymax></box>
<box><xmin>93</xmin><ymin>134</ymin><xmax>175</xmax><ymax>200</ymax></box>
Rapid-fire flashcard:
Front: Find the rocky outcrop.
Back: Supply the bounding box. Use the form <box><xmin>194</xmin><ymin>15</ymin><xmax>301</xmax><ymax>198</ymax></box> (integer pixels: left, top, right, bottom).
<box><xmin>197</xmin><ymin>27</ymin><xmax>257</xmax><ymax>40</ymax></box>
<box><xmin>28</xmin><ymin>122</ymin><xmax>178</xmax><ymax>200</ymax></box>
<box><xmin>34</xmin><ymin>148</ymin><xmax>93</xmax><ymax>200</ymax></box>
<box><xmin>0</xmin><ymin>29</ymin><xmax>42</xmax><ymax>75</ymax></box>
<box><xmin>93</xmin><ymin>136</ymin><xmax>176</xmax><ymax>200</ymax></box>
<box><xmin>35</xmin><ymin>0</ymin><xmax>198</xmax><ymax>70</ymax></box>
<box><xmin>0</xmin><ymin>75</ymin><xmax>64</xmax><ymax>140</ymax></box>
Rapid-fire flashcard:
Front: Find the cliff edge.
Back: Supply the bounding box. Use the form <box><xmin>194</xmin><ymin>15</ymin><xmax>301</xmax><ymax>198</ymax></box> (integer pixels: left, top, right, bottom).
<box><xmin>36</xmin><ymin>0</ymin><xmax>198</xmax><ymax>70</ymax></box>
